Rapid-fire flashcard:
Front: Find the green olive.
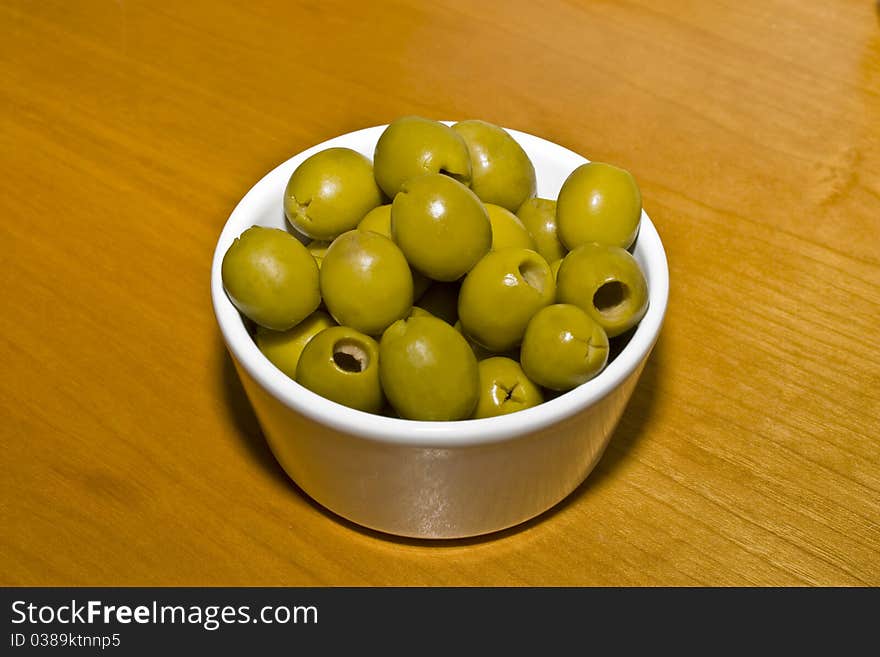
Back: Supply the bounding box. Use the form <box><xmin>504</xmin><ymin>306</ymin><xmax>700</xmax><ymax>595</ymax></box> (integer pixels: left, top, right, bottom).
<box><xmin>556</xmin><ymin>162</ymin><xmax>642</xmax><ymax>250</ymax></box>
<box><xmin>550</xmin><ymin>258</ymin><xmax>563</xmax><ymax>281</ymax></box>
<box><xmin>473</xmin><ymin>357</ymin><xmax>544</xmax><ymax>418</ymax></box>
<box><xmin>296</xmin><ymin>326</ymin><xmax>384</xmax><ymax>413</ymax></box>
<box><xmin>516</xmin><ymin>197</ymin><xmax>567</xmax><ymax>263</ymax></box>
<box><xmin>556</xmin><ymin>242</ymin><xmax>648</xmax><ymax>337</ymax></box>
<box><xmin>379</xmin><ymin>316</ymin><xmax>479</xmax><ymax>421</ymax></box>
<box><xmin>373</xmin><ymin>116</ymin><xmax>472</xmax><ymax>198</ymax></box>
<box><xmin>452</xmin><ymin>119</ymin><xmax>536</xmax><ymax>212</ymax></box>
<box><xmin>284</xmin><ymin>147</ymin><xmax>384</xmax><ymax>241</ymax></box>
<box><xmin>356</xmin><ymin>203</ymin><xmax>430</xmax><ymax>299</ymax></box>
<box><xmin>415</xmin><ymin>281</ymin><xmax>460</xmax><ymax>325</ymax></box>
<box><xmin>255</xmin><ymin>310</ymin><xmax>336</xmax><ymax>379</ymax></box>
<box><xmin>408</xmin><ymin>306</ymin><xmax>435</xmax><ymax>319</ymax></box>
<box><xmin>485</xmin><ymin>203</ymin><xmax>536</xmax><ymax>251</ymax></box>
<box><xmin>306</xmin><ymin>240</ymin><xmax>332</xmax><ymax>269</ymax></box>
<box><xmin>221</xmin><ymin>226</ymin><xmax>320</xmax><ymax>330</ymax></box>
<box><xmin>520</xmin><ymin>304</ymin><xmax>609</xmax><ymax>391</ymax></box>
<box><xmin>391</xmin><ymin>173</ymin><xmax>491</xmax><ymax>281</ymax></box>
<box><xmin>458</xmin><ymin>248</ymin><xmax>556</xmax><ymax>353</ymax></box>
<box><xmin>453</xmin><ymin>320</ymin><xmax>493</xmax><ymax>360</ymax></box>
<box><xmin>320</xmin><ymin>230</ymin><xmax>413</xmax><ymax>335</ymax></box>
<box><xmin>357</xmin><ymin>204</ymin><xmax>393</xmax><ymax>237</ymax></box>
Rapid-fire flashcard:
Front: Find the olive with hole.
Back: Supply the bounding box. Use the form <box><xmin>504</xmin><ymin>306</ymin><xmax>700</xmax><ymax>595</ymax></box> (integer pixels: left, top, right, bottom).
<box><xmin>516</xmin><ymin>197</ymin><xmax>566</xmax><ymax>263</ymax></box>
<box><xmin>221</xmin><ymin>226</ymin><xmax>320</xmax><ymax>331</ymax></box>
<box><xmin>320</xmin><ymin>230</ymin><xmax>413</xmax><ymax>335</ymax></box>
<box><xmin>452</xmin><ymin>119</ymin><xmax>536</xmax><ymax>212</ymax></box>
<box><xmin>356</xmin><ymin>203</ymin><xmax>431</xmax><ymax>299</ymax></box>
<box><xmin>284</xmin><ymin>147</ymin><xmax>384</xmax><ymax>241</ymax></box>
<box><xmin>458</xmin><ymin>247</ymin><xmax>556</xmax><ymax>353</ymax></box>
<box><xmin>296</xmin><ymin>326</ymin><xmax>384</xmax><ymax>413</ymax></box>
<box><xmin>391</xmin><ymin>173</ymin><xmax>491</xmax><ymax>281</ymax></box>
<box><xmin>485</xmin><ymin>203</ymin><xmax>536</xmax><ymax>251</ymax></box>
<box><xmin>556</xmin><ymin>242</ymin><xmax>648</xmax><ymax>337</ymax></box>
<box><xmin>520</xmin><ymin>304</ymin><xmax>609</xmax><ymax>391</ymax></box>
<box><xmin>255</xmin><ymin>310</ymin><xmax>336</xmax><ymax>380</ymax></box>
<box><xmin>556</xmin><ymin>161</ymin><xmax>642</xmax><ymax>250</ymax></box>
<box><xmin>473</xmin><ymin>356</ymin><xmax>544</xmax><ymax>418</ymax></box>
<box><xmin>373</xmin><ymin>116</ymin><xmax>472</xmax><ymax>199</ymax></box>
<box><xmin>379</xmin><ymin>316</ymin><xmax>479</xmax><ymax>421</ymax></box>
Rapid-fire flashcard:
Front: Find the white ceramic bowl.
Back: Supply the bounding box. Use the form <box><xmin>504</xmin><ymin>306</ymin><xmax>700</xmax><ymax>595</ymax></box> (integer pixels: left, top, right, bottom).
<box><xmin>211</xmin><ymin>124</ymin><xmax>669</xmax><ymax>539</ymax></box>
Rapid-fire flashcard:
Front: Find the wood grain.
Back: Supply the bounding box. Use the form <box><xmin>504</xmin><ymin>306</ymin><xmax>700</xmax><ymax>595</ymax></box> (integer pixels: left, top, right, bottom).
<box><xmin>1</xmin><ymin>0</ymin><xmax>878</xmax><ymax>586</ymax></box>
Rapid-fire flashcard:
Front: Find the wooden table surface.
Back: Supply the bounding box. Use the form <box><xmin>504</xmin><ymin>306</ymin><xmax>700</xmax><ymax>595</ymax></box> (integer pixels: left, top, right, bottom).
<box><xmin>2</xmin><ymin>0</ymin><xmax>878</xmax><ymax>587</ymax></box>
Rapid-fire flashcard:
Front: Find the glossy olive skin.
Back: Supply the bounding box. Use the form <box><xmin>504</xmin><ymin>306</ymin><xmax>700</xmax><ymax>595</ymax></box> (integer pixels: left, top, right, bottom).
<box><xmin>556</xmin><ymin>242</ymin><xmax>648</xmax><ymax>337</ymax></box>
<box><xmin>356</xmin><ymin>203</ymin><xmax>430</xmax><ymax>299</ymax></box>
<box><xmin>357</xmin><ymin>204</ymin><xmax>393</xmax><ymax>236</ymax></box>
<box><xmin>452</xmin><ymin>119</ymin><xmax>536</xmax><ymax>212</ymax></box>
<box><xmin>296</xmin><ymin>326</ymin><xmax>384</xmax><ymax>413</ymax></box>
<box><xmin>516</xmin><ymin>197</ymin><xmax>566</xmax><ymax>263</ymax></box>
<box><xmin>473</xmin><ymin>357</ymin><xmax>544</xmax><ymax>418</ymax></box>
<box><xmin>520</xmin><ymin>304</ymin><xmax>609</xmax><ymax>391</ymax></box>
<box><xmin>550</xmin><ymin>258</ymin><xmax>563</xmax><ymax>281</ymax></box>
<box><xmin>453</xmin><ymin>320</ymin><xmax>493</xmax><ymax>360</ymax></box>
<box><xmin>320</xmin><ymin>230</ymin><xmax>413</xmax><ymax>335</ymax></box>
<box><xmin>407</xmin><ymin>306</ymin><xmax>434</xmax><ymax>319</ymax></box>
<box><xmin>391</xmin><ymin>173</ymin><xmax>491</xmax><ymax>281</ymax></box>
<box><xmin>373</xmin><ymin>116</ymin><xmax>472</xmax><ymax>199</ymax></box>
<box><xmin>221</xmin><ymin>226</ymin><xmax>320</xmax><ymax>330</ymax></box>
<box><xmin>379</xmin><ymin>316</ymin><xmax>479</xmax><ymax>421</ymax></box>
<box><xmin>415</xmin><ymin>281</ymin><xmax>460</xmax><ymax>325</ymax></box>
<box><xmin>485</xmin><ymin>203</ymin><xmax>536</xmax><ymax>251</ymax></box>
<box><xmin>255</xmin><ymin>310</ymin><xmax>336</xmax><ymax>379</ymax></box>
<box><xmin>284</xmin><ymin>147</ymin><xmax>383</xmax><ymax>241</ymax></box>
<box><xmin>556</xmin><ymin>162</ymin><xmax>642</xmax><ymax>250</ymax></box>
<box><xmin>458</xmin><ymin>248</ymin><xmax>556</xmax><ymax>353</ymax></box>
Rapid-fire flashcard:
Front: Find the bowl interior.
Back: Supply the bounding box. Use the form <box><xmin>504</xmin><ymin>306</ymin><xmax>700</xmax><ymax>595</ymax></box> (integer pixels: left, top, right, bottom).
<box><xmin>211</xmin><ymin>124</ymin><xmax>669</xmax><ymax>446</ymax></box>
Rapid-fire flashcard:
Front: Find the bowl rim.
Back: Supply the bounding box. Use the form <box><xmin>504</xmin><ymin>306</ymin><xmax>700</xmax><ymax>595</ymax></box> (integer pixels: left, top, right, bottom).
<box><xmin>211</xmin><ymin>123</ymin><xmax>669</xmax><ymax>447</ymax></box>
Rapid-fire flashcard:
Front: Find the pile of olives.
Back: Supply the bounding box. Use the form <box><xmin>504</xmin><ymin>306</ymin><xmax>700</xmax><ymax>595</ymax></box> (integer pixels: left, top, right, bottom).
<box><xmin>222</xmin><ymin>116</ymin><xmax>649</xmax><ymax>421</ymax></box>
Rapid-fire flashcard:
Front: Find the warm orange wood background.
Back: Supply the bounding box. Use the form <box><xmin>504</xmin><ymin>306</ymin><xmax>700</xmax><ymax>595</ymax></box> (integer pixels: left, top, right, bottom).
<box><xmin>2</xmin><ymin>0</ymin><xmax>878</xmax><ymax>586</ymax></box>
